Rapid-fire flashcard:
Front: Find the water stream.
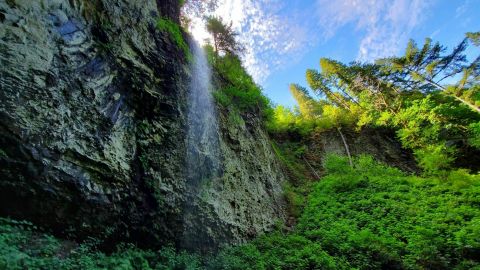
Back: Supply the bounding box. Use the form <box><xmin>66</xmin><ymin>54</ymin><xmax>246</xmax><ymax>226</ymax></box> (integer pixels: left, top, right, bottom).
<box><xmin>182</xmin><ymin>39</ymin><xmax>222</xmax><ymax>250</ymax></box>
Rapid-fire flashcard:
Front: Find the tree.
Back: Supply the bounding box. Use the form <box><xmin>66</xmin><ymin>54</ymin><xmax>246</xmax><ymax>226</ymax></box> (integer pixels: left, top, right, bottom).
<box><xmin>466</xmin><ymin>31</ymin><xmax>480</xmax><ymax>46</ymax></box>
<box><xmin>378</xmin><ymin>37</ymin><xmax>480</xmax><ymax>113</ymax></box>
<box><xmin>300</xmin><ymin>34</ymin><xmax>480</xmax><ymax>173</ymax></box>
<box><xmin>206</xmin><ymin>16</ymin><xmax>244</xmax><ymax>56</ymax></box>
<box><xmin>306</xmin><ymin>69</ymin><xmax>353</xmax><ymax>110</ymax></box>
<box><xmin>289</xmin><ymin>84</ymin><xmax>322</xmax><ymax>119</ymax></box>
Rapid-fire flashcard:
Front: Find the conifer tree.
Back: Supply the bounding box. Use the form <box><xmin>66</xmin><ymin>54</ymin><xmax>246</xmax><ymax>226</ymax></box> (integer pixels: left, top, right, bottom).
<box><xmin>289</xmin><ymin>84</ymin><xmax>321</xmax><ymax>119</ymax></box>
<box><xmin>206</xmin><ymin>16</ymin><xmax>244</xmax><ymax>56</ymax></box>
<box><xmin>379</xmin><ymin>37</ymin><xmax>479</xmax><ymax>112</ymax></box>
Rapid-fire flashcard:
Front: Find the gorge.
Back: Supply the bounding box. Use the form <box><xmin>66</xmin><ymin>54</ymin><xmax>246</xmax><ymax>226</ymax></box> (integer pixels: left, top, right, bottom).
<box><xmin>1</xmin><ymin>0</ymin><xmax>479</xmax><ymax>269</ymax></box>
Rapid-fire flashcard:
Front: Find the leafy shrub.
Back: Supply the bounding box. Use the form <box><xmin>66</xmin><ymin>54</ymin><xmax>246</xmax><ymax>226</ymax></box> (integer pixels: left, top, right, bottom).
<box><xmin>297</xmin><ymin>155</ymin><xmax>480</xmax><ymax>269</ymax></box>
<box><xmin>414</xmin><ymin>144</ymin><xmax>456</xmax><ymax>175</ymax></box>
<box><xmin>0</xmin><ymin>218</ymin><xmax>203</xmax><ymax>270</ymax></box>
<box><xmin>210</xmin><ymin>50</ymin><xmax>273</xmax><ymax>120</ymax></box>
<box><xmin>157</xmin><ymin>17</ymin><xmax>190</xmax><ymax>59</ymax></box>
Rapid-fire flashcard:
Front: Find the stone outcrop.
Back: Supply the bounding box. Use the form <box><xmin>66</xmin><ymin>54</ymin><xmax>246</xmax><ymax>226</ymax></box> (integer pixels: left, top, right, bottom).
<box><xmin>302</xmin><ymin>128</ymin><xmax>419</xmax><ymax>174</ymax></box>
<box><xmin>0</xmin><ymin>0</ymin><xmax>286</xmax><ymax>251</ymax></box>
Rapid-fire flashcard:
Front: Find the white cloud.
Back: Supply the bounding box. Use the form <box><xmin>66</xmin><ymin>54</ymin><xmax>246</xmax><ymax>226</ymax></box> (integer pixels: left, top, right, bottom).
<box><xmin>187</xmin><ymin>0</ymin><xmax>312</xmax><ymax>82</ymax></box>
<box><xmin>315</xmin><ymin>0</ymin><xmax>432</xmax><ymax>61</ymax></box>
<box><xmin>187</xmin><ymin>0</ymin><xmax>432</xmax><ymax>83</ymax></box>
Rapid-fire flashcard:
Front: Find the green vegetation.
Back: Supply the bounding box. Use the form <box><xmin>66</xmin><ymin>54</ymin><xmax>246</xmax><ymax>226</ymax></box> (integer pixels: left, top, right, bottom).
<box><xmin>156</xmin><ymin>17</ymin><xmax>190</xmax><ymax>59</ymax></box>
<box><xmin>211</xmin><ymin>155</ymin><xmax>480</xmax><ymax>269</ymax></box>
<box><xmin>205</xmin><ymin>45</ymin><xmax>272</xmax><ymax>120</ymax></box>
<box><xmin>200</xmin><ymin>16</ymin><xmax>272</xmax><ymax>121</ymax></box>
<box><xmin>205</xmin><ymin>16</ymin><xmax>244</xmax><ymax>55</ymax></box>
<box><xmin>267</xmin><ymin>32</ymin><xmax>480</xmax><ymax>173</ymax></box>
<box><xmin>271</xmin><ymin>141</ymin><xmax>315</xmax><ymax>218</ymax></box>
<box><xmin>2</xmin><ymin>1</ymin><xmax>479</xmax><ymax>268</ymax></box>
<box><xmin>0</xmin><ymin>218</ymin><xmax>203</xmax><ymax>270</ymax></box>
<box><xmin>2</xmin><ymin>154</ymin><xmax>480</xmax><ymax>269</ymax></box>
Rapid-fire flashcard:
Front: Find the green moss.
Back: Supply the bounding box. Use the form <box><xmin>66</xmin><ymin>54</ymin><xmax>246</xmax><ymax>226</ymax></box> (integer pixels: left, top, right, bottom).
<box><xmin>5</xmin><ymin>0</ymin><xmax>16</xmax><ymax>8</ymax></box>
<box><xmin>227</xmin><ymin>109</ymin><xmax>244</xmax><ymax>126</ymax></box>
<box><xmin>156</xmin><ymin>18</ymin><xmax>191</xmax><ymax>60</ymax></box>
<box><xmin>0</xmin><ymin>149</ymin><xmax>7</xmax><ymax>159</ymax></box>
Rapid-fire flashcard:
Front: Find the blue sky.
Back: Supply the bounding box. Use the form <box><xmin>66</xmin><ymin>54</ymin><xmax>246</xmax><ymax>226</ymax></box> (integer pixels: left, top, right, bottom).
<box><xmin>188</xmin><ymin>0</ymin><xmax>480</xmax><ymax>108</ymax></box>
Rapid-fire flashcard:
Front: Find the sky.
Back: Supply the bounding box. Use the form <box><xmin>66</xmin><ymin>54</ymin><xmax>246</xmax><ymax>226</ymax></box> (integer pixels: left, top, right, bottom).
<box><xmin>188</xmin><ymin>0</ymin><xmax>480</xmax><ymax>108</ymax></box>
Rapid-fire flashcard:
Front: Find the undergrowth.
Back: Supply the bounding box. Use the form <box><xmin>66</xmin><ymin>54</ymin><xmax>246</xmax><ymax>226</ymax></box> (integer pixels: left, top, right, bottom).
<box><xmin>2</xmin><ymin>155</ymin><xmax>479</xmax><ymax>269</ymax></box>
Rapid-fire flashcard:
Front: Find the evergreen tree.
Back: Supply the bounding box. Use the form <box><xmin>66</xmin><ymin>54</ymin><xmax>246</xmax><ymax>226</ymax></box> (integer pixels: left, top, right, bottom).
<box><xmin>378</xmin><ymin>37</ymin><xmax>479</xmax><ymax>112</ymax></box>
<box><xmin>206</xmin><ymin>16</ymin><xmax>244</xmax><ymax>56</ymax></box>
<box><xmin>289</xmin><ymin>84</ymin><xmax>321</xmax><ymax>119</ymax></box>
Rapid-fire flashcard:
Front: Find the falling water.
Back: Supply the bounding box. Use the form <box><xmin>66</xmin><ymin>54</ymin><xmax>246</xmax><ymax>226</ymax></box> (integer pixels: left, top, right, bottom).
<box><xmin>186</xmin><ymin>40</ymin><xmax>221</xmax><ymax>185</ymax></box>
<box><xmin>182</xmin><ymin>39</ymin><xmax>222</xmax><ymax>250</ymax></box>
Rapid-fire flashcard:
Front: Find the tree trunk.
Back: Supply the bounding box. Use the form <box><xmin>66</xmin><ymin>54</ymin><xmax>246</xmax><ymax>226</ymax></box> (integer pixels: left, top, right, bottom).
<box><xmin>303</xmin><ymin>157</ymin><xmax>321</xmax><ymax>180</ymax></box>
<box><xmin>424</xmin><ymin>78</ymin><xmax>480</xmax><ymax>113</ymax></box>
<box><xmin>452</xmin><ymin>95</ymin><xmax>480</xmax><ymax>113</ymax></box>
<box><xmin>337</xmin><ymin>127</ymin><xmax>353</xmax><ymax>168</ymax></box>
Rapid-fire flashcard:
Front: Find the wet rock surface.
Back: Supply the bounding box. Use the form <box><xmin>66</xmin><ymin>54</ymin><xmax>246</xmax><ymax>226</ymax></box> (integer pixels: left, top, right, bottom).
<box><xmin>0</xmin><ymin>0</ymin><xmax>287</xmax><ymax>251</ymax></box>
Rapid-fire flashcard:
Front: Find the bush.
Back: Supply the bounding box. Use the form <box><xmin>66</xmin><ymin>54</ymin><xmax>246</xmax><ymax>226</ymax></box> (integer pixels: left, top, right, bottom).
<box><xmin>414</xmin><ymin>144</ymin><xmax>456</xmax><ymax>175</ymax></box>
<box><xmin>213</xmin><ymin>155</ymin><xmax>480</xmax><ymax>269</ymax></box>
<box><xmin>297</xmin><ymin>155</ymin><xmax>480</xmax><ymax>269</ymax></box>
<box><xmin>210</xmin><ymin>51</ymin><xmax>273</xmax><ymax>120</ymax></box>
<box><xmin>0</xmin><ymin>218</ymin><xmax>203</xmax><ymax>270</ymax></box>
<box><xmin>157</xmin><ymin>17</ymin><xmax>190</xmax><ymax>58</ymax></box>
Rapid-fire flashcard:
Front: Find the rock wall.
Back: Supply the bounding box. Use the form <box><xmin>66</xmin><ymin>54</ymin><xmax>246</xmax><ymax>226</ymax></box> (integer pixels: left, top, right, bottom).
<box><xmin>0</xmin><ymin>0</ymin><xmax>286</xmax><ymax>251</ymax></box>
<box><xmin>182</xmin><ymin>109</ymin><xmax>287</xmax><ymax>251</ymax></box>
<box><xmin>303</xmin><ymin>128</ymin><xmax>419</xmax><ymax>174</ymax></box>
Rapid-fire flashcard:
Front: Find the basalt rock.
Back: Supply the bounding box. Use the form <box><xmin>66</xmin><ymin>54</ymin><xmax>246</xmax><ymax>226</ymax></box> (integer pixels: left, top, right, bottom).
<box><xmin>0</xmin><ymin>0</ymin><xmax>286</xmax><ymax>251</ymax></box>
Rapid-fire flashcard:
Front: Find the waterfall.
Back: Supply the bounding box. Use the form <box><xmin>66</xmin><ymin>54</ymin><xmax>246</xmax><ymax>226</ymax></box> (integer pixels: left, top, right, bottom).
<box><xmin>186</xmin><ymin>40</ymin><xmax>221</xmax><ymax>185</ymax></box>
<box><xmin>182</xmin><ymin>40</ymin><xmax>221</xmax><ymax>250</ymax></box>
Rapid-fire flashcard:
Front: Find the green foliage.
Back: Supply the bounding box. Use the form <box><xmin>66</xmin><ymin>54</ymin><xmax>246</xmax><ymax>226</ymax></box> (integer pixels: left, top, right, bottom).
<box><xmin>466</xmin><ymin>31</ymin><xmax>480</xmax><ymax>46</ymax></box>
<box><xmin>289</xmin><ymin>84</ymin><xmax>322</xmax><ymax>119</ymax></box>
<box><xmin>207</xmin><ymin>155</ymin><xmax>480</xmax><ymax>269</ymax></box>
<box><xmin>156</xmin><ymin>18</ymin><xmax>190</xmax><ymax>59</ymax></box>
<box><xmin>210</xmin><ymin>50</ymin><xmax>272</xmax><ymax>120</ymax></box>
<box><xmin>274</xmin><ymin>34</ymin><xmax>480</xmax><ymax>175</ymax></box>
<box><xmin>210</xmin><ymin>234</ymin><xmax>343</xmax><ymax>270</ymax></box>
<box><xmin>267</xmin><ymin>103</ymin><xmax>360</xmax><ymax>135</ymax></box>
<box><xmin>0</xmin><ymin>217</ymin><xmax>204</xmax><ymax>270</ymax></box>
<box><xmin>297</xmin><ymin>155</ymin><xmax>480</xmax><ymax>269</ymax></box>
<box><xmin>469</xmin><ymin>121</ymin><xmax>480</xmax><ymax>147</ymax></box>
<box><xmin>414</xmin><ymin>144</ymin><xmax>456</xmax><ymax>175</ymax></box>
<box><xmin>2</xmin><ymin>155</ymin><xmax>480</xmax><ymax>269</ymax></box>
<box><xmin>205</xmin><ymin>16</ymin><xmax>244</xmax><ymax>56</ymax></box>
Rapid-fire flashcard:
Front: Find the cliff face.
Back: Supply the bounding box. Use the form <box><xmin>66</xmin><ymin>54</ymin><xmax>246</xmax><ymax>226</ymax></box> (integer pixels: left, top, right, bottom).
<box><xmin>0</xmin><ymin>0</ymin><xmax>286</xmax><ymax>251</ymax></box>
<box><xmin>278</xmin><ymin>127</ymin><xmax>419</xmax><ymax>176</ymax></box>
